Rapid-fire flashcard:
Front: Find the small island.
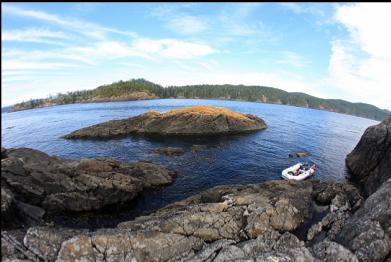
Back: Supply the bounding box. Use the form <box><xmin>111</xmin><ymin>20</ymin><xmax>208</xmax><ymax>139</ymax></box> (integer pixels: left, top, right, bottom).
<box><xmin>63</xmin><ymin>106</ymin><xmax>267</xmax><ymax>139</ymax></box>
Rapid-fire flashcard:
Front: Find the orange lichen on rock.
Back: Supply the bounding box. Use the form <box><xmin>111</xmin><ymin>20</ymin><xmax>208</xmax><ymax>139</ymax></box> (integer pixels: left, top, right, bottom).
<box><xmin>162</xmin><ymin>106</ymin><xmax>248</xmax><ymax>120</ymax></box>
<box><xmin>64</xmin><ymin>105</ymin><xmax>267</xmax><ymax>138</ymax></box>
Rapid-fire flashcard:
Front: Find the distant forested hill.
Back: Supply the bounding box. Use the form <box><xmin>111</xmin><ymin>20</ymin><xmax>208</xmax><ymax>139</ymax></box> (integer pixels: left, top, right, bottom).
<box><xmin>10</xmin><ymin>79</ymin><xmax>390</xmax><ymax>120</ymax></box>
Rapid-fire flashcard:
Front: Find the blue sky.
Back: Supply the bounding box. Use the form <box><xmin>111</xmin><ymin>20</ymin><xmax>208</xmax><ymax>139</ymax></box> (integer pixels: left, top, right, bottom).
<box><xmin>2</xmin><ymin>3</ymin><xmax>391</xmax><ymax>109</ymax></box>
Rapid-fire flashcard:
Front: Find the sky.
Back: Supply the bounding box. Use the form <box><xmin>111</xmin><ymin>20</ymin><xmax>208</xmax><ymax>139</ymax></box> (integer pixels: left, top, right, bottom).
<box><xmin>2</xmin><ymin>2</ymin><xmax>391</xmax><ymax>109</ymax></box>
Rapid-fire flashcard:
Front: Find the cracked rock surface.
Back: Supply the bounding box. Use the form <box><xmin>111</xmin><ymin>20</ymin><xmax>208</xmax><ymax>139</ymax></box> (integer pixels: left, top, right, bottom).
<box><xmin>2</xmin><ymin>178</ymin><xmax>369</xmax><ymax>261</ymax></box>
<box><xmin>1</xmin><ymin>147</ymin><xmax>176</xmax><ymax>218</ymax></box>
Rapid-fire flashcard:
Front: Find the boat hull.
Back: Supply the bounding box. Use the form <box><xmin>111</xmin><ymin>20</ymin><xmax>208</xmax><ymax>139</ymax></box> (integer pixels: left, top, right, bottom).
<box><xmin>281</xmin><ymin>163</ymin><xmax>314</xmax><ymax>181</ymax></box>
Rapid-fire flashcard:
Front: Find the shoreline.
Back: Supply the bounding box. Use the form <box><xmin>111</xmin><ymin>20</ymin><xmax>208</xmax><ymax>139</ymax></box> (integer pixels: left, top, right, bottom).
<box><xmin>4</xmin><ymin>97</ymin><xmax>384</xmax><ymax>122</ymax></box>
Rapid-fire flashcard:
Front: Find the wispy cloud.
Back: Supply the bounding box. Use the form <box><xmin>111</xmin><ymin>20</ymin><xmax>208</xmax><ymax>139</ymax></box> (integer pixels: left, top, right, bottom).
<box><xmin>276</xmin><ymin>51</ymin><xmax>309</xmax><ymax>68</ymax></box>
<box><xmin>3</xmin><ymin>61</ymin><xmax>79</xmax><ymax>70</ymax></box>
<box><xmin>149</xmin><ymin>5</ymin><xmax>208</xmax><ymax>35</ymax></box>
<box><xmin>2</xmin><ymin>5</ymin><xmax>216</xmax><ymax>78</ymax></box>
<box><xmin>279</xmin><ymin>3</ymin><xmax>327</xmax><ymax>16</ymax></box>
<box><xmin>165</xmin><ymin>15</ymin><xmax>208</xmax><ymax>35</ymax></box>
<box><xmin>2</xmin><ymin>28</ymin><xmax>67</xmax><ymax>45</ymax></box>
<box><xmin>132</xmin><ymin>38</ymin><xmax>214</xmax><ymax>59</ymax></box>
<box><xmin>218</xmin><ymin>3</ymin><xmax>266</xmax><ymax>37</ymax></box>
<box><xmin>3</xmin><ymin>5</ymin><xmax>138</xmax><ymax>39</ymax></box>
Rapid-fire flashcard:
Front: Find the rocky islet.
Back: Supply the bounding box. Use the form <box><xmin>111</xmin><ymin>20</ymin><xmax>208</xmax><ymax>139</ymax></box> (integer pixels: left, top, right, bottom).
<box><xmin>63</xmin><ymin>106</ymin><xmax>268</xmax><ymax>139</ymax></box>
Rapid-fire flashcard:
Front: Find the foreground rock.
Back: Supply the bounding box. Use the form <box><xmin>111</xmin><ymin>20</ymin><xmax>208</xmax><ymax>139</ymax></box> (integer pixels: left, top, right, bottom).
<box><xmin>3</xmin><ymin>179</ymin><xmax>367</xmax><ymax>261</ymax></box>
<box><xmin>335</xmin><ymin>179</ymin><xmax>391</xmax><ymax>262</ymax></box>
<box><xmin>1</xmin><ymin>147</ymin><xmax>176</xmax><ymax>225</ymax></box>
<box><xmin>63</xmin><ymin>106</ymin><xmax>267</xmax><ymax>139</ymax></box>
<box><xmin>3</xmin><ymin>176</ymin><xmax>389</xmax><ymax>261</ymax></box>
<box><xmin>346</xmin><ymin>116</ymin><xmax>391</xmax><ymax>197</ymax></box>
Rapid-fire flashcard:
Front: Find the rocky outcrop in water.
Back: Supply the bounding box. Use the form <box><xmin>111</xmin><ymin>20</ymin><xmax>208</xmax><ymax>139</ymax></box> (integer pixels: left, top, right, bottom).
<box><xmin>289</xmin><ymin>151</ymin><xmax>310</xmax><ymax>158</ymax></box>
<box><xmin>151</xmin><ymin>147</ymin><xmax>186</xmax><ymax>156</ymax></box>
<box><xmin>63</xmin><ymin>106</ymin><xmax>267</xmax><ymax>139</ymax></box>
<box><xmin>346</xmin><ymin>116</ymin><xmax>391</xmax><ymax>197</ymax></box>
<box><xmin>1</xmin><ymin>147</ymin><xmax>176</xmax><ymax>226</ymax></box>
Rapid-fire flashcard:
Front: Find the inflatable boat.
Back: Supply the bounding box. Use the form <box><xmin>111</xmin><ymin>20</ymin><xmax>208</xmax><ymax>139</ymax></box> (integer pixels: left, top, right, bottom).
<box><xmin>281</xmin><ymin>163</ymin><xmax>316</xmax><ymax>181</ymax></box>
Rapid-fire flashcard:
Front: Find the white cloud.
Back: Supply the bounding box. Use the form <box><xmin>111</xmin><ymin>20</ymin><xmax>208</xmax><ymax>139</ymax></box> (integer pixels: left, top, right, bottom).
<box><xmin>142</xmin><ymin>39</ymin><xmax>214</xmax><ymax>59</ymax></box>
<box><xmin>2</xmin><ymin>28</ymin><xmax>67</xmax><ymax>44</ymax></box>
<box><xmin>335</xmin><ymin>3</ymin><xmax>391</xmax><ymax>60</ymax></box>
<box><xmin>326</xmin><ymin>3</ymin><xmax>391</xmax><ymax>109</ymax></box>
<box><xmin>70</xmin><ymin>39</ymin><xmax>215</xmax><ymax>61</ymax></box>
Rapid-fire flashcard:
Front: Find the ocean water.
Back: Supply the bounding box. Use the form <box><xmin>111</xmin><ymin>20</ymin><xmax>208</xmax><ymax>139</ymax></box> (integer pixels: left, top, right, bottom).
<box><xmin>1</xmin><ymin>99</ymin><xmax>378</xmax><ymax>228</ymax></box>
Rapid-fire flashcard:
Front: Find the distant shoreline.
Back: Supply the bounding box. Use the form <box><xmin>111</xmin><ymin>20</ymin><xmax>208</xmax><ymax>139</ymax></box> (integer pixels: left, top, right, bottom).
<box><xmin>5</xmin><ymin>79</ymin><xmax>390</xmax><ymax>120</ymax></box>
<box><xmin>3</xmin><ymin>97</ymin><xmax>384</xmax><ymax>122</ymax></box>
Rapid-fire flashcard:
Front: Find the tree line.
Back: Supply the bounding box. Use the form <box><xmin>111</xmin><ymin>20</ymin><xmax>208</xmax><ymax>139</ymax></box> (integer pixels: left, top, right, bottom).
<box><xmin>11</xmin><ymin>78</ymin><xmax>390</xmax><ymax>120</ymax></box>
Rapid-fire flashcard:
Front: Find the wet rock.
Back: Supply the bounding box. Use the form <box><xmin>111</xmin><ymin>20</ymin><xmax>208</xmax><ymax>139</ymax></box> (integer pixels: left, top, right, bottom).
<box><xmin>346</xmin><ymin>116</ymin><xmax>391</xmax><ymax>197</ymax></box>
<box><xmin>1</xmin><ymin>147</ymin><xmax>176</xmax><ymax>219</ymax></box>
<box><xmin>63</xmin><ymin>106</ymin><xmax>267</xmax><ymax>139</ymax></box>
<box><xmin>151</xmin><ymin>147</ymin><xmax>186</xmax><ymax>156</ymax></box>
<box><xmin>289</xmin><ymin>152</ymin><xmax>310</xmax><ymax>158</ymax></box>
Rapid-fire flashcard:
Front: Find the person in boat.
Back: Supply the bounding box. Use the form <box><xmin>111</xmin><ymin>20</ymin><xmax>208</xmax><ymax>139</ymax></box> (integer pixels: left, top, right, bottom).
<box><xmin>297</xmin><ymin>163</ymin><xmax>312</xmax><ymax>176</ymax></box>
<box><xmin>291</xmin><ymin>164</ymin><xmax>304</xmax><ymax>176</ymax></box>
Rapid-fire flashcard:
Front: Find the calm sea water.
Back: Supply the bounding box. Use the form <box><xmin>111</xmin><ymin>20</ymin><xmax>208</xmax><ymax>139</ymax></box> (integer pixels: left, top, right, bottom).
<box><xmin>1</xmin><ymin>99</ymin><xmax>378</xmax><ymax>228</ymax></box>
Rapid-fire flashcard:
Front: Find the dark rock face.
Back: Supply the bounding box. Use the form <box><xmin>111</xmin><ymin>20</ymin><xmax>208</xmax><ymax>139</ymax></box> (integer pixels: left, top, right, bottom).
<box><xmin>335</xmin><ymin>179</ymin><xmax>391</xmax><ymax>262</ymax></box>
<box><xmin>1</xmin><ymin>147</ymin><xmax>176</xmax><ymax>223</ymax></box>
<box><xmin>63</xmin><ymin>106</ymin><xmax>267</xmax><ymax>139</ymax></box>
<box><xmin>346</xmin><ymin>116</ymin><xmax>391</xmax><ymax>196</ymax></box>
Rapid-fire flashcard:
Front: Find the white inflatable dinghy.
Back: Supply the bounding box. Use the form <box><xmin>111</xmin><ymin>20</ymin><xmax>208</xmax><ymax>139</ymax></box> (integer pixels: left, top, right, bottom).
<box><xmin>281</xmin><ymin>163</ymin><xmax>316</xmax><ymax>181</ymax></box>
